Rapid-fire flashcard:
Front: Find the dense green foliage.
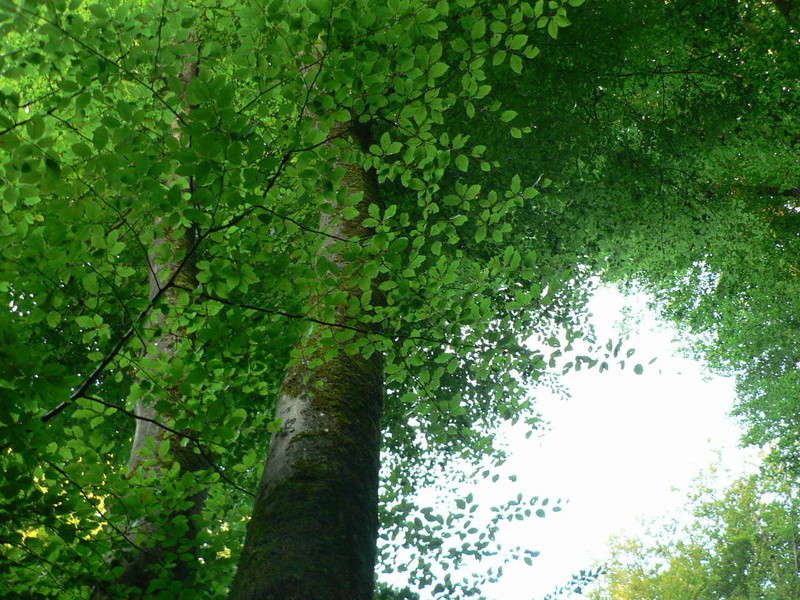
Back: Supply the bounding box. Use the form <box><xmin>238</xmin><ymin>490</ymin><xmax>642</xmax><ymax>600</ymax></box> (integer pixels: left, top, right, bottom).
<box><xmin>0</xmin><ymin>0</ymin><xmax>590</xmax><ymax>597</ymax></box>
<box><xmin>519</xmin><ymin>4</ymin><xmax>800</xmax><ymax>593</ymax></box>
<box><xmin>2</xmin><ymin>0</ymin><xmax>799</xmax><ymax>596</ymax></box>
<box><xmin>495</xmin><ymin>0</ymin><xmax>800</xmax><ymax>468</ymax></box>
<box><xmin>538</xmin><ymin>0</ymin><xmax>800</xmax><ymax>467</ymax></box>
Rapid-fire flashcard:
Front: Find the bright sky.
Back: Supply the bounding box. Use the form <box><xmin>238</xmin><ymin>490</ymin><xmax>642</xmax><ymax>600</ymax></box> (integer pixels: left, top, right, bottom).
<box><xmin>385</xmin><ymin>286</ymin><xmax>759</xmax><ymax>599</ymax></box>
<box><xmin>480</xmin><ymin>286</ymin><xmax>759</xmax><ymax>600</ymax></box>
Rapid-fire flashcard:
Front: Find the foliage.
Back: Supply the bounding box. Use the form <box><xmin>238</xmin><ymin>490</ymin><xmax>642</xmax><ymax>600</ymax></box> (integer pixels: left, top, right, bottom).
<box><xmin>498</xmin><ymin>0</ymin><xmax>800</xmax><ymax>470</ymax></box>
<box><xmin>477</xmin><ymin>1</ymin><xmax>800</xmax><ymax>595</ymax></box>
<box><xmin>375</xmin><ymin>582</ymin><xmax>421</xmax><ymax>600</ymax></box>
<box><xmin>0</xmin><ymin>0</ymin><xmax>591</xmax><ymax>596</ymax></box>
<box><xmin>3</xmin><ymin>0</ymin><xmax>799</xmax><ymax>595</ymax></box>
<box><xmin>543</xmin><ymin>567</ymin><xmax>607</xmax><ymax>600</ymax></box>
<box><xmin>588</xmin><ymin>463</ymin><xmax>800</xmax><ymax>600</ymax></box>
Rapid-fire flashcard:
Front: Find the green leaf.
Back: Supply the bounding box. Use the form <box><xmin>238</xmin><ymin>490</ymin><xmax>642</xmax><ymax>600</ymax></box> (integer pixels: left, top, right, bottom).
<box><xmin>508</xmin><ymin>34</ymin><xmax>528</xmax><ymax>51</ymax></box>
<box><xmin>524</xmin><ymin>46</ymin><xmax>541</xmax><ymax>59</ymax></box>
<box><xmin>75</xmin><ymin>315</ymin><xmax>94</xmax><ymax>328</ymax></box>
<box><xmin>82</xmin><ymin>273</ymin><xmax>99</xmax><ymax>295</ymax></box>
<box><xmin>429</xmin><ymin>62</ymin><xmax>449</xmax><ymax>78</ymax></box>
<box><xmin>361</xmin><ymin>217</ymin><xmax>379</xmax><ymax>228</ymax></box>
<box><xmin>26</xmin><ymin>116</ymin><xmax>44</xmax><ymax>139</ymax></box>
<box><xmin>92</xmin><ymin>127</ymin><xmax>109</xmax><ymax>149</ymax></box>
<box><xmin>389</xmin><ymin>237</ymin><xmax>409</xmax><ymax>253</ymax></box>
<box><xmin>501</xmin><ymin>110</ymin><xmax>517</xmax><ymax>122</ymax></box>
<box><xmin>471</xmin><ymin>18</ymin><xmax>486</xmax><ymax>39</ymax></box>
<box><xmin>451</xmin><ymin>38</ymin><xmax>468</xmax><ymax>53</ymax></box>
<box><xmin>44</xmin><ymin>157</ymin><xmax>61</xmax><ymax>177</ymax></box>
<box><xmin>71</xmin><ymin>142</ymin><xmax>92</xmax><ymax>158</ymax></box>
<box><xmin>46</xmin><ymin>311</ymin><xmax>61</xmax><ymax>328</ymax></box>
<box><xmin>307</xmin><ymin>0</ymin><xmax>331</xmax><ymax>16</ymax></box>
<box><xmin>509</xmin><ymin>54</ymin><xmax>523</xmax><ymax>74</ymax></box>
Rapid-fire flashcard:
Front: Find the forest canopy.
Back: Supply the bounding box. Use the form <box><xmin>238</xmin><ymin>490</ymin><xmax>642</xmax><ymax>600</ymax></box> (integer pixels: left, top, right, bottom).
<box><xmin>1</xmin><ymin>0</ymin><xmax>798</xmax><ymax>598</ymax></box>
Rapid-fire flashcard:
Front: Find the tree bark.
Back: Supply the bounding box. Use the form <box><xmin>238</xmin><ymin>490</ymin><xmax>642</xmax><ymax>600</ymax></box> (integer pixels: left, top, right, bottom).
<box><xmin>228</xmin><ymin>120</ymin><xmax>384</xmax><ymax>600</ymax></box>
<box><xmin>92</xmin><ymin>59</ymin><xmax>209</xmax><ymax>599</ymax></box>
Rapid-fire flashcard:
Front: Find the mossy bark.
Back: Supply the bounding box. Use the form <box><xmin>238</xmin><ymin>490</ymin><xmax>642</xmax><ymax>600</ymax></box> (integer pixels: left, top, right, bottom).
<box><xmin>228</xmin><ymin>121</ymin><xmax>384</xmax><ymax>600</ymax></box>
<box><xmin>91</xmin><ymin>226</ymin><xmax>208</xmax><ymax>599</ymax></box>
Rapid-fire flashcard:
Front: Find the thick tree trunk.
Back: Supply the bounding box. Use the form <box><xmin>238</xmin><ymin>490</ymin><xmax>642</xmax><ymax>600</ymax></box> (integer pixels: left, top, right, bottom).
<box><xmin>228</xmin><ymin>120</ymin><xmax>384</xmax><ymax>600</ymax></box>
<box><xmin>92</xmin><ymin>60</ymin><xmax>208</xmax><ymax>599</ymax></box>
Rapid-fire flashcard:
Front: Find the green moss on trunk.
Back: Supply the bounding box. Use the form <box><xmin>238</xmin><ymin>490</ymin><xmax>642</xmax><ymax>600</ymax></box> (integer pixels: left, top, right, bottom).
<box><xmin>229</xmin><ymin>120</ymin><xmax>384</xmax><ymax>600</ymax></box>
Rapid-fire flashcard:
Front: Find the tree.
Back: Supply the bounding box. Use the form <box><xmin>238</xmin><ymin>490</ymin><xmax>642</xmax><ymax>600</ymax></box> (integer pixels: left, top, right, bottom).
<box><xmin>5</xmin><ymin>0</ymin><xmax>798</xmax><ymax>596</ymax></box>
<box><xmin>0</xmin><ymin>0</ymin><xmax>588</xmax><ymax>597</ymax></box>
<box><xmin>490</xmin><ymin>0</ymin><xmax>800</xmax><ymax>467</ymax></box>
<box><xmin>589</xmin><ymin>464</ymin><xmax>800</xmax><ymax>600</ymax></box>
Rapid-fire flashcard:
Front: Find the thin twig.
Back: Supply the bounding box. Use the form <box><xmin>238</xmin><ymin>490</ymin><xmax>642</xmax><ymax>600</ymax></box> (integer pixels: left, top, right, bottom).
<box><xmin>44</xmin><ymin>460</ymin><xmax>163</xmax><ymax>565</ymax></box>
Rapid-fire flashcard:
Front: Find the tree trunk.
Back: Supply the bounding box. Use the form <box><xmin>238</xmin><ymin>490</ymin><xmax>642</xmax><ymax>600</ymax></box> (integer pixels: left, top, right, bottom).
<box><xmin>228</xmin><ymin>120</ymin><xmax>384</xmax><ymax>600</ymax></box>
<box><xmin>92</xmin><ymin>59</ymin><xmax>209</xmax><ymax>599</ymax></box>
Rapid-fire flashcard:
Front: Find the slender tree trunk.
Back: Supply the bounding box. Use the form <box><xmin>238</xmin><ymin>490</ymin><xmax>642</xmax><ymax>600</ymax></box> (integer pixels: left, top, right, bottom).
<box><xmin>92</xmin><ymin>59</ymin><xmax>209</xmax><ymax>599</ymax></box>
<box><xmin>228</xmin><ymin>120</ymin><xmax>384</xmax><ymax>600</ymax></box>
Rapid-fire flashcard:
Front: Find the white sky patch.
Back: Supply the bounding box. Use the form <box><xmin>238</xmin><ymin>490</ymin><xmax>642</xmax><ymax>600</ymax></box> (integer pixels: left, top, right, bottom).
<box><xmin>480</xmin><ymin>286</ymin><xmax>759</xmax><ymax>600</ymax></box>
